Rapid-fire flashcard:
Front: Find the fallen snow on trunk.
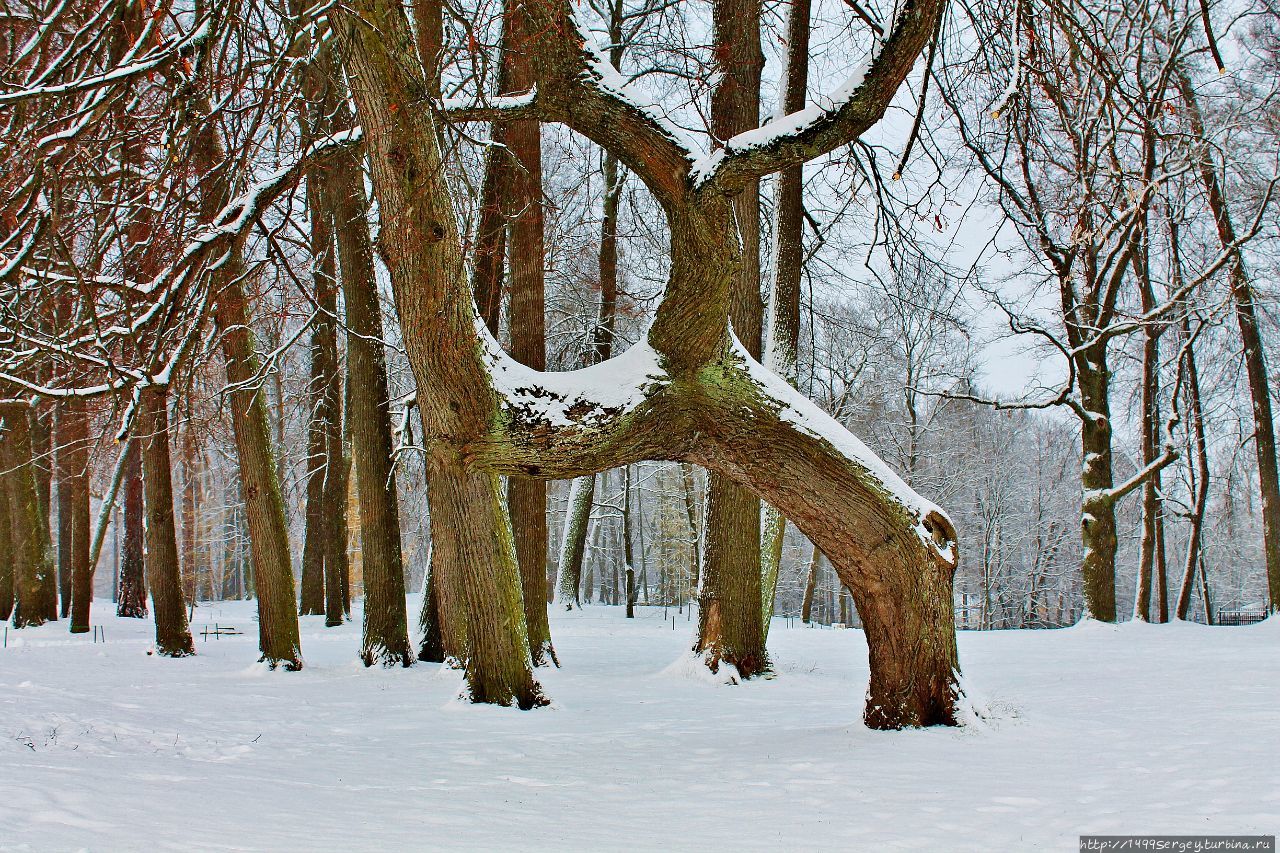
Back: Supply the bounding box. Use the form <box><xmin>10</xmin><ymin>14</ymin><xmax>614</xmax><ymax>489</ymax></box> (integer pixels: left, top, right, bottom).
<box><xmin>734</xmin><ymin>337</ymin><xmax>955</xmax><ymax>561</ymax></box>
<box><xmin>3</xmin><ymin>604</ymin><xmax>1277</xmax><ymax>850</ymax></box>
<box><xmin>485</xmin><ymin>332</ymin><xmax>668</xmax><ymax>429</ymax></box>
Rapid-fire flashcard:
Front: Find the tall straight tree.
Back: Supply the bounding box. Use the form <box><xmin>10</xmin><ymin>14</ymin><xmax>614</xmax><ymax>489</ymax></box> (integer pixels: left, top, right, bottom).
<box><xmin>695</xmin><ymin>0</ymin><xmax>769</xmax><ymax>678</ymax></box>
<box><xmin>1</xmin><ymin>402</ymin><xmax>56</xmax><ymax>628</ymax></box>
<box><xmin>57</xmin><ymin>400</ymin><xmax>91</xmax><ymax>632</ymax></box>
<box><xmin>555</xmin><ymin>0</ymin><xmax>624</xmax><ymax>612</ymax></box>
<box><xmin>116</xmin><ymin>438</ymin><xmax>148</xmax><ymax>618</ymax></box>
<box><xmin>761</xmin><ymin>0</ymin><xmax>812</xmax><ymax>630</ymax></box>
<box><xmin>500</xmin><ymin>3</ymin><xmax>556</xmax><ymax>665</ymax></box>
<box><xmin>1176</xmin><ymin>69</ymin><xmax>1280</xmax><ymax>612</ymax></box>
<box><xmin>139</xmin><ymin>386</ymin><xmax>196</xmax><ymax>656</ymax></box>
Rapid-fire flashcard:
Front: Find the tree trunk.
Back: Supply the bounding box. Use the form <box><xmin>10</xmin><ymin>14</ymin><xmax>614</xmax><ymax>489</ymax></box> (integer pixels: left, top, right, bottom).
<box><xmin>139</xmin><ymin>387</ymin><xmax>196</xmax><ymax>657</ymax></box>
<box><xmin>299</xmin><ymin>292</ymin><xmax>330</xmax><ymax>616</ymax></box>
<box><xmin>322</xmin><ymin>372</ymin><xmax>349</xmax><ymax>628</ymax></box>
<box><xmin>761</xmin><ymin>0</ymin><xmax>811</xmax><ymax>631</ymax></box>
<box><xmin>2</xmin><ymin>404</ymin><xmax>56</xmax><ymax>628</ymax></box>
<box><xmin>335</xmin><ymin>0</ymin><xmax>542</xmax><ymax>705</ymax></box>
<box><xmin>195</xmin><ymin>104</ymin><xmax>303</xmax><ymax>666</ymax></box>
<box><xmin>329</xmin><ymin>109</ymin><xmax>414</xmax><ymax>667</ymax></box>
<box><xmin>0</xmin><ymin>468</ymin><xmax>12</xmax><ymax>621</ymax></box>
<box><xmin>59</xmin><ymin>400</ymin><xmax>91</xmax><ymax>632</ymax></box>
<box><xmin>1176</xmin><ymin>309</ymin><xmax>1212</xmax><ymax>620</ymax></box>
<box><xmin>1178</xmin><ymin>71</ymin><xmax>1280</xmax><ymax>612</ymax></box>
<box><xmin>1077</xmin><ymin>350</ymin><xmax>1118</xmax><ymax>622</ymax></box>
<box><xmin>801</xmin><ymin>543</ymin><xmax>819</xmax><ymax>624</ymax></box>
<box><xmin>117</xmin><ymin>438</ymin><xmax>148</xmax><ymax>618</ymax></box>
<box><xmin>696</xmin><ymin>0</ymin><xmax>768</xmax><ymax>679</ymax></box>
<box><xmin>556</xmin><ymin>475</ymin><xmax>594</xmax><ymax>608</ymax></box>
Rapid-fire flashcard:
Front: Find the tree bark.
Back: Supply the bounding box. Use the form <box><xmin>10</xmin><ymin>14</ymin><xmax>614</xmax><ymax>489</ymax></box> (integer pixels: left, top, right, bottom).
<box><xmin>696</xmin><ymin>0</ymin><xmax>768</xmax><ymax>680</ymax></box>
<box><xmin>335</xmin><ymin>0</ymin><xmax>542</xmax><ymax>705</ymax></box>
<box><xmin>329</xmin><ymin>109</ymin><xmax>414</xmax><ymax>667</ymax></box>
<box><xmin>117</xmin><ymin>437</ymin><xmax>148</xmax><ymax>618</ymax></box>
<box><xmin>2</xmin><ymin>403</ymin><xmax>56</xmax><ymax>628</ymax></box>
<box><xmin>58</xmin><ymin>400</ymin><xmax>91</xmax><ymax>632</ymax></box>
<box><xmin>1077</xmin><ymin>348</ymin><xmax>1118</xmax><ymax>623</ymax></box>
<box><xmin>1176</xmin><ymin>312</ymin><xmax>1211</xmax><ymax>621</ymax></box>
<box><xmin>0</xmin><ymin>467</ymin><xmax>12</xmax><ymax>621</ymax></box>
<box><xmin>139</xmin><ymin>387</ymin><xmax>196</xmax><ymax>657</ymax></box>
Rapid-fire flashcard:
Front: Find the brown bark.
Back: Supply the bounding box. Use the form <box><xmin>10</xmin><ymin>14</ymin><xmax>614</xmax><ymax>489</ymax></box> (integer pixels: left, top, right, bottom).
<box><xmin>335</xmin><ymin>0</ymin><xmax>957</xmax><ymax>725</ymax></box>
<box><xmin>60</xmin><ymin>400</ymin><xmax>91</xmax><ymax>632</ymax></box>
<box><xmin>329</xmin><ymin>108</ymin><xmax>414</xmax><ymax>667</ymax></box>
<box><xmin>1</xmin><ymin>403</ymin><xmax>56</xmax><ymax>628</ymax></box>
<box><xmin>117</xmin><ymin>438</ymin><xmax>148</xmax><ymax>618</ymax></box>
<box><xmin>696</xmin><ymin>0</ymin><xmax>768</xmax><ymax>679</ymax></box>
<box><xmin>0</xmin><ymin>469</ymin><xmax>12</xmax><ymax>621</ymax></box>
<box><xmin>801</xmin><ymin>542</ymin><xmax>819</xmax><ymax>624</ymax></box>
<box><xmin>335</xmin><ymin>0</ymin><xmax>542</xmax><ymax>705</ymax></box>
<box><xmin>195</xmin><ymin>99</ymin><xmax>303</xmax><ymax>668</ymax></box>
<box><xmin>139</xmin><ymin>387</ymin><xmax>196</xmax><ymax>657</ymax></box>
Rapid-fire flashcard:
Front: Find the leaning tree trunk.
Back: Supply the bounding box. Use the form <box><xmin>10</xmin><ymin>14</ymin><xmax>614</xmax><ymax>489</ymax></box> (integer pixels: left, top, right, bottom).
<box><xmin>329</xmin><ymin>106</ymin><xmax>414</xmax><ymax>667</ymax></box>
<box><xmin>335</xmin><ymin>0</ymin><xmax>542</xmax><ymax>706</ymax></box>
<box><xmin>761</xmin><ymin>0</ymin><xmax>811</xmax><ymax>632</ymax></box>
<box><xmin>1</xmin><ymin>403</ymin><xmax>57</xmax><ymax>628</ymax></box>
<box><xmin>696</xmin><ymin>0</ymin><xmax>768</xmax><ymax>679</ymax></box>
<box><xmin>58</xmin><ymin>399</ymin><xmax>92</xmax><ymax>632</ymax></box>
<box><xmin>194</xmin><ymin>98</ymin><xmax>303</xmax><ymax>667</ymax></box>
<box><xmin>139</xmin><ymin>386</ymin><xmax>196</xmax><ymax>657</ymax></box>
<box><xmin>117</xmin><ymin>437</ymin><xmax>148</xmax><ymax>618</ymax></box>
<box><xmin>1178</xmin><ymin>71</ymin><xmax>1280</xmax><ymax>612</ymax></box>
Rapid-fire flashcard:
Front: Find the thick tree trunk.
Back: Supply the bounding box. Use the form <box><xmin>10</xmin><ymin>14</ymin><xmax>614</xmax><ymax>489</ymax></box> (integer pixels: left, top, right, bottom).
<box><xmin>3</xmin><ymin>404</ymin><xmax>56</xmax><ymax>628</ymax></box>
<box><xmin>1178</xmin><ymin>72</ymin><xmax>1280</xmax><ymax>612</ymax></box>
<box><xmin>139</xmin><ymin>387</ymin><xmax>196</xmax><ymax>657</ymax></box>
<box><xmin>1077</xmin><ymin>352</ymin><xmax>1118</xmax><ymax>623</ymax></box>
<box><xmin>696</xmin><ymin>0</ymin><xmax>768</xmax><ymax>679</ymax></box>
<box><xmin>117</xmin><ymin>438</ymin><xmax>148</xmax><ymax>618</ymax></box>
<box><xmin>329</xmin><ymin>114</ymin><xmax>414</xmax><ymax>667</ymax></box>
<box><xmin>335</xmin><ymin>0</ymin><xmax>542</xmax><ymax>705</ymax></box>
<box><xmin>58</xmin><ymin>400</ymin><xmax>91</xmax><ymax>632</ymax></box>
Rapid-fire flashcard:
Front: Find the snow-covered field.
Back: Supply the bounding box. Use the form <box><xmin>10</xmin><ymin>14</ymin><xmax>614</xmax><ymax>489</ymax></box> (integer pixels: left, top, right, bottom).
<box><xmin>1</xmin><ymin>600</ymin><xmax>1276</xmax><ymax>852</ymax></box>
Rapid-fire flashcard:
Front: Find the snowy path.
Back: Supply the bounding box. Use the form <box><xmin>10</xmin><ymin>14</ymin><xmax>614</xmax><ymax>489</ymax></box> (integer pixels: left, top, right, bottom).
<box><xmin>1</xmin><ymin>601</ymin><xmax>1277</xmax><ymax>851</ymax></box>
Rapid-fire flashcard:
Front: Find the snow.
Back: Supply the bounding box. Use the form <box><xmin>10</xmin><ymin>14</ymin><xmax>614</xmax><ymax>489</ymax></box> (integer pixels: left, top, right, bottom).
<box><xmin>485</xmin><ymin>333</ymin><xmax>668</xmax><ymax>429</ymax></box>
<box><xmin>3</xmin><ymin>601</ymin><xmax>1277</xmax><ymax>850</ymax></box>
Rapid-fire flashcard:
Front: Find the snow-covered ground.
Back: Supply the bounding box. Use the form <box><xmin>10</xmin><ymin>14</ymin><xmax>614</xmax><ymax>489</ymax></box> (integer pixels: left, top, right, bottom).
<box><xmin>1</xmin><ymin>600</ymin><xmax>1276</xmax><ymax>852</ymax></box>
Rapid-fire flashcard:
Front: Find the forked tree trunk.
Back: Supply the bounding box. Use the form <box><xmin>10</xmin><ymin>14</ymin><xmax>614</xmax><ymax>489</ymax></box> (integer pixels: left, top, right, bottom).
<box><xmin>329</xmin><ymin>109</ymin><xmax>414</xmax><ymax>667</ymax></box>
<box><xmin>117</xmin><ymin>438</ymin><xmax>148</xmax><ymax>618</ymax></box>
<box><xmin>696</xmin><ymin>0</ymin><xmax>768</xmax><ymax>679</ymax></box>
<box><xmin>761</xmin><ymin>0</ymin><xmax>811</xmax><ymax>631</ymax></box>
<box><xmin>139</xmin><ymin>387</ymin><xmax>196</xmax><ymax>657</ymax></box>
<box><xmin>1</xmin><ymin>403</ymin><xmax>56</xmax><ymax>628</ymax></box>
<box><xmin>59</xmin><ymin>400</ymin><xmax>91</xmax><ymax>632</ymax></box>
